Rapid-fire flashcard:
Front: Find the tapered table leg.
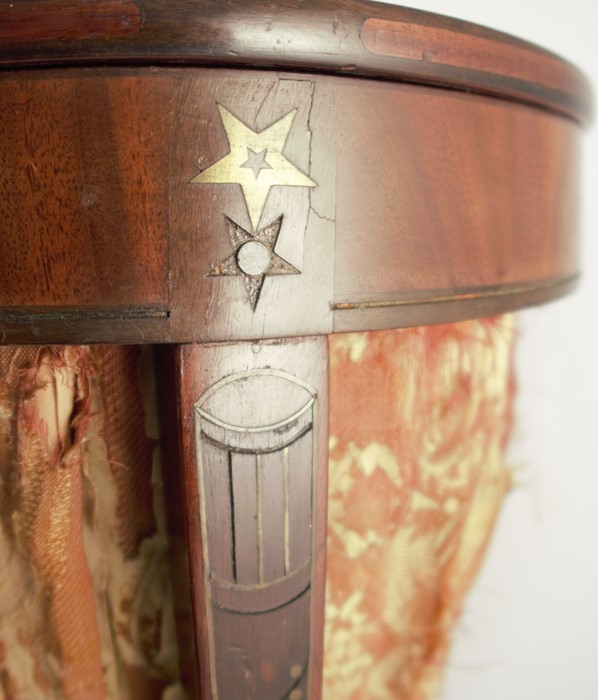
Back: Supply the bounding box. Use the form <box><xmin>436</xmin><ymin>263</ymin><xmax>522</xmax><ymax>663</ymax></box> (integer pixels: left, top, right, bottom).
<box><xmin>168</xmin><ymin>337</ymin><xmax>328</xmax><ymax>699</ymax></box>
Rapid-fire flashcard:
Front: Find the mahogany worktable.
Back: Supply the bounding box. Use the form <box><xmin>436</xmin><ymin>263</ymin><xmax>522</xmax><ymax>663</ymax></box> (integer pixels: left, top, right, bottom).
<box><xmin>0</xmin><ymin>1</ymin><xmax>591</xmax><ymax>698</ymax></box>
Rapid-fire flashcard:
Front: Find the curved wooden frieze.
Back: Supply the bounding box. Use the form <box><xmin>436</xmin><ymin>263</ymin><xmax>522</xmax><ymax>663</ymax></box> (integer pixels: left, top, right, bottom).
<box><xmin>0</xmin><ymin>66</ymin><xmax>585</xmax><ymax>343</ymax></box>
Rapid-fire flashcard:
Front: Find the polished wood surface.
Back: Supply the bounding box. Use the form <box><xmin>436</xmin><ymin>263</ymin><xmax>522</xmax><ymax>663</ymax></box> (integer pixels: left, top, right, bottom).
<box><xmin>0</xmin><ymin>4</ymin><xmax>589</xmax><ymax>698</ymax></box>
<box><xmin>0</xmin><ymin>73</ymin><xmax>170</xmax><ymax>310</ymax></box>
<box><xmin>0</xmin><ymin>68</ymin><xmax>584</xmax><ymax>343</ymax></box>
<box><xmin>174</xmin><ymin>339</ymin><xmax>328</xmax><ymax>700</ymax></box>
<box><xmin>0</xmin><ymin>0</ymin><xmax>590</xmax><ymax>123</ymax></box>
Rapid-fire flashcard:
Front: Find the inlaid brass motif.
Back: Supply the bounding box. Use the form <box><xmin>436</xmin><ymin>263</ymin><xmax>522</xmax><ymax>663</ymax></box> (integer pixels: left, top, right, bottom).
<box><xmin>191</xmin><ymin>105</ymin><xmax>316</xmax><ymax>230</ymax></box>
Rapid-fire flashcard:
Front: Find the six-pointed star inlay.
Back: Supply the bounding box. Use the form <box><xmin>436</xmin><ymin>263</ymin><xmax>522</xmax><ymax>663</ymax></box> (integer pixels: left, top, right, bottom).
<box><xmin>209</xmin><ymin>216</ymin><xmax>299</xmax><ymax>310</ymax></box>
<box><xmin>191</xmin><ymin>106</ymin><xmax>316</xmax><ymax>230</ymax></box>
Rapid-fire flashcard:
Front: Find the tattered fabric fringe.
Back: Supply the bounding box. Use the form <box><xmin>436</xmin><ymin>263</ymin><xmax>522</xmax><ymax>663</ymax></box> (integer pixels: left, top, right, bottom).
<box><xmin>0</xmin><ymin>346</ymin><xmax>182</xmax><ymax>700</ymax></box>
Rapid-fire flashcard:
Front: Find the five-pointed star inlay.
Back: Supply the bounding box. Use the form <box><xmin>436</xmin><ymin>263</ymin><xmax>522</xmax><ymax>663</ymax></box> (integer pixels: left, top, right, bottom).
<box><xmin>241</xmin><ymin>147</ymin><xmax>272</xmax><ymax>179</ymax></box>
<box><xmin>191</xmin><ymin>106</ymin><xmax>316</xmax><ymax>230</ymax></box>
<box><xmin>209</xmin><ymin>215</ymin><xmax>299</xmax><ymax>310</ymax></box>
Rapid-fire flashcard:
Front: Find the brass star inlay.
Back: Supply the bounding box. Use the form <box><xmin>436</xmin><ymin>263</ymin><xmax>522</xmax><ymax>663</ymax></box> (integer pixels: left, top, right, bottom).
<box><xmin>209</xmin><ymin>216</ymin><xmax>299</xmax><ymax>310</ymax></box>
<box><xmin>191</xmin><ymin>106</ymin><xmax>316</xmax><ymax>230</ymax></box>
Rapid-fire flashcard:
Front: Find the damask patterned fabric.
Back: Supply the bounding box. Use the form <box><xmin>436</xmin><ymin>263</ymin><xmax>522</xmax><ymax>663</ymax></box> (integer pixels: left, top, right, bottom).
<box><xmin>324</xmin><ymin>317</ymin><xmax>515</xmax><ymax>700</ymax></box>
<box><xmin>0</xmin><ymin>318</ymin><xmax>515</xmax><ymax>699</ymax></box>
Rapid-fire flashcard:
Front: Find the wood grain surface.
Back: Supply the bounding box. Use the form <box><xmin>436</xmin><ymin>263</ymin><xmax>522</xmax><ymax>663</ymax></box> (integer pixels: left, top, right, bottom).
<box><xmin>173</xmin><ymin>338</ymin><xmax>329</xmax><ymax>700</ymax></box>
<box><xmin>0</xmin><ymin>0</ymin><xmax>142</xmax><ymax>42</ymax></box>
<box><xmin>0</xmin><ymin>72</ymin><xmax>170</xmax><ymax>310</ymax></box>
<box><xmin>154</xmin><ymin>344</ymin><xmax>201</xmax><ymax>698</ymax></box>
<box><xmin>0</xmin><ymin>0</ymin><xmax>590</xmax><ymax>123</ymax></box>
<box><xmin>0</xmin><ymin>67</ymin><xmax>583</xmax><ymax>343</ymax></box>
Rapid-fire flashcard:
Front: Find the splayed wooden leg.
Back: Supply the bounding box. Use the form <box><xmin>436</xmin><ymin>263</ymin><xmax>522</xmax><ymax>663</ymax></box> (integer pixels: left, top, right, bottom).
<box><xmin>166</xmin><ymin>338</ymin><xmax>328</xmax><ymax>699</ymax></box>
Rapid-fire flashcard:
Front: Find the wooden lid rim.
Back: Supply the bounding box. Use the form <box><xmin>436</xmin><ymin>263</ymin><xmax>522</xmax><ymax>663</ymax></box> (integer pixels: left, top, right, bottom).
<box><xmin>0</xmin><ymin>0</ymin><xmax>591</xmax><ymax>125</ymax></box>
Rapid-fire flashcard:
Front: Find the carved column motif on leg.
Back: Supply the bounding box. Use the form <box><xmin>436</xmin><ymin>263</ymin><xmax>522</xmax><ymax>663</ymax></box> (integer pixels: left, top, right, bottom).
<box><xmin>175</xmin><ymin>338</ymin><xmax>328</xmax><ymax>700</ymax></box>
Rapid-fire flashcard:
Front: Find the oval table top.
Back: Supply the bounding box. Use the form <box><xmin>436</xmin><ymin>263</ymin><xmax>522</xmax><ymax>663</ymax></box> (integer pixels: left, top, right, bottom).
<box><xmin>0</xmin><ymin>0</ymin><xmax>591</xmax><ymax>344</ymax></box>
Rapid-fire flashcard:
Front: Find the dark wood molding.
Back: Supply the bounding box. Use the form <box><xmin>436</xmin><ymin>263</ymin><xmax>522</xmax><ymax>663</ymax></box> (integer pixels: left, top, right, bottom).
<box><xmin>0</xmin><ymin>0</ymin><xmax>591</xmax><ymax>124</ymax></box>
<box><xmin>0</xmin><ymin>0</ymin><xmax>143</xmax><ymax>42</ymax></box>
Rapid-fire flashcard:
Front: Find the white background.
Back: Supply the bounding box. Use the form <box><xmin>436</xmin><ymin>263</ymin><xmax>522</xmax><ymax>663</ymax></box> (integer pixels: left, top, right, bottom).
<box><xmin>378</xmin><ymin>2</ymin><xmax>598</xmax><ymax>698</ymax></box>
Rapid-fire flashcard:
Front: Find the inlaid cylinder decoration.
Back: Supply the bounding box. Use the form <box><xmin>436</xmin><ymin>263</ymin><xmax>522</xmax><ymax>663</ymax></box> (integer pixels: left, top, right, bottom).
<box><xmin>194</xmin><ymin>369</ymin><xmax>317</xmax><ymax>700</ymax></box>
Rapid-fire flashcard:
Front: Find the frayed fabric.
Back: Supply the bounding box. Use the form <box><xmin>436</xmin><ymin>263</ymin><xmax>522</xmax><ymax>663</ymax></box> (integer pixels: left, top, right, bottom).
<box><xmin>0</xmin><ymin>346</ymin><xmax>182</xmax><ymax>700</ymax></box>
